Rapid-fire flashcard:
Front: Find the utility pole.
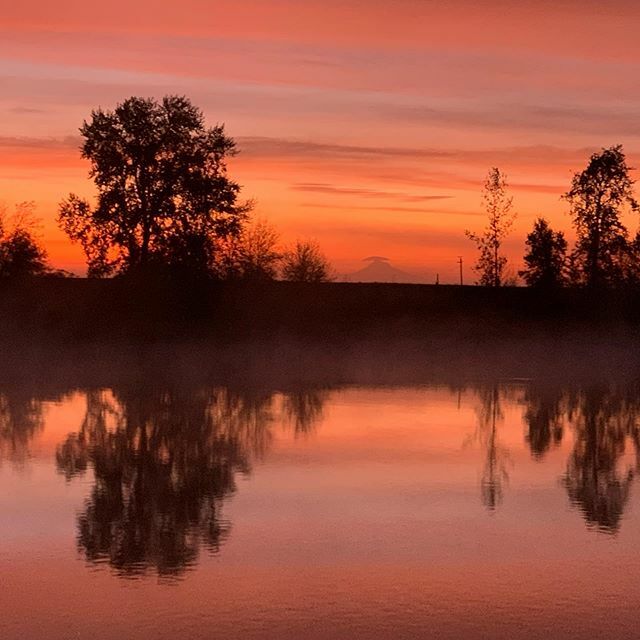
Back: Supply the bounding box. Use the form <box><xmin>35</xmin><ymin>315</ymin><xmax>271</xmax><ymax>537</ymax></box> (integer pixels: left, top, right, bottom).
<box><xmin>457</xmin><ymin>256</ymin><xmax>463</xmax><ymax>285</ymax></box>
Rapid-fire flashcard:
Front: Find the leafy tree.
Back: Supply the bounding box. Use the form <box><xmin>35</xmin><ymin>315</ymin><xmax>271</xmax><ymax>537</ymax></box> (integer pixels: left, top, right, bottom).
<box><xmin>0</xmin><ymin>202</ymin><xmax>51</xmax><ymax>278</ymax></box>
<box><xmin>280</xmin><ymin>240</ymin><xmax>331</xmax><ymax>282</ymax></box>
<box><xmin>58</xmin><ymin>96</ymin><xmax>250</xmax><ymax>278</ymax></box>
<box><xmin>563</xmin><ymin>145</ymin><xmax>638</xmax><ymax>288</ymax></box>
<box><xmin>619</xmin><ymin>230</ymin><xmax>640</xmax><ymax>286</ymax></box>
<box><xmin>465</xmin><ymin>168</ymin><xmax>516</xmax><ymax>287</ymax></box>
<box><xmin>519</xmin><ymin>217</ymin><xmax>567</xmax><ymax>288</ymax></box>
<box><xmin>237</xmin><ymin>220</ymin><xmax>281</xmax><ymax>280</ymax></box>
<box><xmin>214</xmin><ymin>219</ymin><xmax>281</xmax><ymax>280</ymax></box>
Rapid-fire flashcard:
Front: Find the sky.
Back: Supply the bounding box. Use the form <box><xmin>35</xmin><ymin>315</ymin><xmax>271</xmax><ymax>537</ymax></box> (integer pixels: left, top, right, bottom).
<box><xmin>3</xmin><ymin>0</ymin><xmax>640</xmax><ymax>281</ymax></box>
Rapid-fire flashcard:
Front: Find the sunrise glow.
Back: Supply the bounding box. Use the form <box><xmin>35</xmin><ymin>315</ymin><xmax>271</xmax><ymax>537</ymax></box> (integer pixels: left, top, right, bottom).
<box><xmin>3</xmin><ymin>0</ymin><xmax>640</xmax><ymax>280</ymax></box>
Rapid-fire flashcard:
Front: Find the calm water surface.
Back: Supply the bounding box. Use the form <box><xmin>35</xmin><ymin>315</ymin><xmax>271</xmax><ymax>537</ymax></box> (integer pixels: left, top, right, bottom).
<box><xmin>1</xmin><ymin>380</ymin><xmax>639</xmax><ymax>638</ymax></box>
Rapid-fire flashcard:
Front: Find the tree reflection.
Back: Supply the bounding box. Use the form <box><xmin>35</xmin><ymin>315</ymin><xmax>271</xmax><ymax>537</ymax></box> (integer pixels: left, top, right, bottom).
<box><xmin>471</xmin><ymin>385</ymin><xmax>511</xmax><ymax>511</ymax></box>
<box><xmin>470</xmin><ymin>382</ymin><xmax>640</xmax><ymax>532</ymax></box>
<box><xmin>282</xmin><ymin>387</ymin><xmax>328</xmax><ymax>436</ymax></box>
<box><xmin>523</xmin><ymin>386</ymin><xmax>565</xmax><ymax>460</ymax></box>
<box><xmin>0</xmin><ymin>386</ymin><xmax>45</xmax><ymax>465</ymax></box>
<box><xmin>56</xmin><ymin>384</ymin><xmax>325</xmax><ymax>579</ymax></box>
<box><xmin>561</xmin><ymin>386</ymin><xmax>640</xmax><ymax>534</ymax></box>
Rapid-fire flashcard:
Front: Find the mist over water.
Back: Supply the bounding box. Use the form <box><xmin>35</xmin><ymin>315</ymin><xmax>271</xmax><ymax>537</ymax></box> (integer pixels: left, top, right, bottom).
<box><xmin>1</xmin><ymin>341</ymin><xmax>640</xmax><ymax>639</ymax></box>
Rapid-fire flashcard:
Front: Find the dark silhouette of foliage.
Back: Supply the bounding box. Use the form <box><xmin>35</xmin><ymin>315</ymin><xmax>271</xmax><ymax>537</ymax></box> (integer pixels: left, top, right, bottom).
<box><xmin>616</xmin><ymin>229</ymin><xmax>640</xmax><ymax>287</ymax></box>
<box><xmin>0</xmin><ymin>202</ymin><xmax>51</xmax><ymax>278</ymax></box>
<box><xmin>214</xmin><ymin>219</ymin><xmax>281</xmax><ymax>281</ymax></box>
<box><xmin>281</xmin><ymin>239</ymin><xmax>331</xmax><ymax>282</ymax></box>
<box><xmin>519</xmin><ymin>217</ymin><xmax>568</xmax><ymax>288</ymax></box>
<box><xmin>58</xmin><ymin>96</ymin><xmax>250</xmax><ymax>278</ymax></box>
<box><xmin>466</xmin><ymin>168</ymin><xmax>516</xmax><ymax>287</ymax></box>
<box><xmin>563</xmin><ymin>145</ymin><xmax>638</xmax><ymax>288</ymax></box>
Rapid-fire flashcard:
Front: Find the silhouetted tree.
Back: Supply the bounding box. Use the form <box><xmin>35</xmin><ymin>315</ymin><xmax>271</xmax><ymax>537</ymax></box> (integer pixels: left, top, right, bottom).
<box><xmin>58</xmin><ymin>96</ymin><xmax>250</xmax><ymax>278</ymax></box>
<box><xmin>563</xmin><ymin>145</ymin><xmax>638</xmax><ymax>288</ymax></box>
<box><xmin>214</xmin><ymin>219</ymin><xmax>281</xmax><ymax>280</ymax></box>
<box><xmin>519</xmin><ymin>217</ymin><xmax>567</xmax><ymax>288</ymax></box>
<box><xmin>617</xmin><ymin>229</ymin><xmax>640</xmax><ymax>286</ymax></box>
<box><xmin>466</xmin><ymin>168</ymin><xmax>516</xmax><ymax>287</ymax></box>
<box><xmin>281</xmin><ymin>240</ymin><xmax>331</xmax><ymax>282</ymax></box>
<box><xmin>0</xmin><ymin>202</ymin><xmax>51</xmax><ymax>278</ymax></box>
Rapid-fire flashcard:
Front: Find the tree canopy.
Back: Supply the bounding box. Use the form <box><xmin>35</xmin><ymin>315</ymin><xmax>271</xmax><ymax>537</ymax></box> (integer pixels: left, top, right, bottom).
<box><xmin>58</xmin><ymin>96</ymin><xmax>250</xmax><ymax>278</ymax></box>
<box><xmin>519</xmin><ymin>218</ymin><xmax>567</xmax><ymax>288</ymax></box>
<box><xmin>563</xmin><ymin>145</ymin><xmax>638</xmax><ymax>288</ymax></box>
<box><xmin>0</xmin><ymin>202</ymin><xmax>51</xmax><ymax>278</ymax></box>
<box><xmin>281</xmin><ymin>240</ymin><xmax>332</xmax><ymax>282</ymax></box>
<box><xmin>466</xmin><ymin>168</ymin><xmax>516</xmax><ymax>287</ymax></box>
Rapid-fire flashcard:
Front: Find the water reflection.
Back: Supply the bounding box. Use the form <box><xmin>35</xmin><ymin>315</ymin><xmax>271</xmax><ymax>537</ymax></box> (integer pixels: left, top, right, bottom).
<box><xmin>561</xmin><ymin>387</ymin><xmax>640</xmax><ymax>533</ymax></box>
<box><xmin>469</xmin><ymin>385</ymin><xmax>511</xmax><ymax>510</ymax></box>
<box><xmin>517</xmin><ymin>384</ymin><xmax>639</xmax><ymax>533</ymax></box>
<box><xmin>282</xmin><ymin>387</ymin><xmax>328</xmax><ymax>436</ymax></box>
<box><xmin>0</xmin><ymin>386</ymin><xmax>45</xmax><ymax>465</ymax></box>
<box><xmin>54</xmin><ymin>387</ymin><xmax>276</xmax><ymax>578</ymax></box>
<box><xmin>2</xmin><ymin>378</ymin><xmax>640</xmax><ymax>582</ymax></box>
<box><xmin>523</xmin><ymin>385</ymin><xmax>565</xmax><ymax>460</ymax></box>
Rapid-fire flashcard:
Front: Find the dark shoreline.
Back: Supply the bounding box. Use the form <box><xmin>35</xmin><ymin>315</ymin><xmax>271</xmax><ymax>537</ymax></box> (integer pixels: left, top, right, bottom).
<box><xmin>1</xmin><ymin>277</ymin><xmax>639</xmax><ymax>340</ymax></box>
<box><xmin>1</xmin><ymin>278</ymin><xmax>640</xmax><ymax>387</ymax></box>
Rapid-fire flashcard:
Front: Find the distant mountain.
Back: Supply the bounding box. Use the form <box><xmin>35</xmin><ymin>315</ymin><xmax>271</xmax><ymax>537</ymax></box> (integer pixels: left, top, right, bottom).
<box><xmin>344</xmin><ymin>257</ymin><xmax>418</xmax><ymax>283</ymax></box>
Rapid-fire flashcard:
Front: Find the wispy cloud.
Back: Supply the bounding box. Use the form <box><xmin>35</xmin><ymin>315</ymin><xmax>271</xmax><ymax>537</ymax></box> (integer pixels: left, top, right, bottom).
<box><xmin>377</xmin><ymin>102</ymin><xmax>640</xmax><ymax>138</ymax></box>
<box><xmin>238</xmin><ymin>137</ymin><xmax>604</xmax><ymax>167</ymax></box>
<box><xmin>301</xmin><ymin>203</ymin><xmax>484</xmax><ymax>216</ymax></box>
<box><xmin>0</xmin><ymin>135</ymin><xmax>80</xmax><ymax>149</ymax></box>
<box><xmin>291</xmin><ymin>182</ymin><xmax>452</xmax><ymax>202</ymax></box>
<box><xmin>6</xmin><ymin>106</ymin><xmax>46</xmax><ymax>114</ymax></box>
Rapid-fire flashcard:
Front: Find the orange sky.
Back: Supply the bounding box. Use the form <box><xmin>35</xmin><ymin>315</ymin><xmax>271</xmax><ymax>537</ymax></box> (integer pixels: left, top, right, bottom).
<box><xmin>3</xmin><ymin>1</ymin><xmax>640</xmax><ymax>281</ymax></box>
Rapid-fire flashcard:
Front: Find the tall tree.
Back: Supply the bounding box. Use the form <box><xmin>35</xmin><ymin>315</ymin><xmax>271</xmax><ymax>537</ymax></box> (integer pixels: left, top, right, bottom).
<box><xmin>58</xmin><ymin>96</ymin><xmax>250</xmax><ymax>277</ymax></box>
<box><xmin>563</xmin><ymin>145</ymin><xmax>637</xmax><ymax>288</ymax></box>
<box><xmin>466</xmin><ymin>168</ymin><xmax>516</xmax><ymax>287</ymax></box>
<box><xmin>519</xmin><ymin>217</ymin><xmax>567</xmax><ymax>288</ymax></box>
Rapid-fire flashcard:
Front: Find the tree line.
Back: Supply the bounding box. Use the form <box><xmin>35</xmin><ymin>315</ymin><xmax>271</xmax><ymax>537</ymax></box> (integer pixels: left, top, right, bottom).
<box><xmin>2</xmin><ymin>94</ymin><xmax>640</xmax><ymax>288</ymax></box>
<box><xmin>467</xmin><ymin>145</ymin><xmax>640</xmax><ymax>288</ymax></box>
<box><xmin>2</xmin><ymin>95</ymin><xmax>331</xmax><ymax>283</ymax></box>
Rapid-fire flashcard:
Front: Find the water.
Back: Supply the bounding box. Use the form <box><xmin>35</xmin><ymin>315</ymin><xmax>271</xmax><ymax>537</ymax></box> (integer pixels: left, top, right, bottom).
<box><xmin>1</xmin><ymin>379</ymin><xmax>639</xmax><ymax>638</ymax></box>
